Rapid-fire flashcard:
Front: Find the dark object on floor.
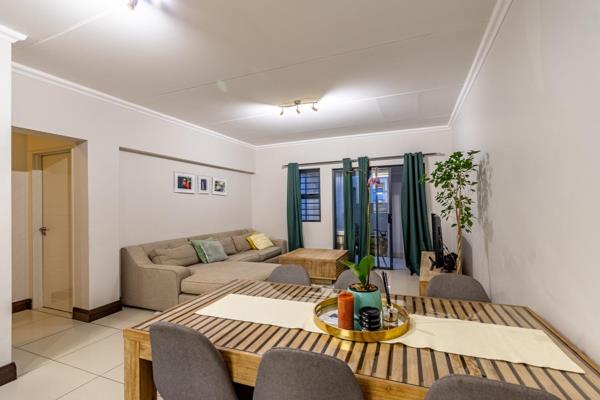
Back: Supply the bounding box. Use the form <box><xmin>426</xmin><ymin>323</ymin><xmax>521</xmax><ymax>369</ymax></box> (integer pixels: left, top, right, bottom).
<box><xmin>425</xmin><ymin>374</ymin><xmax>560</xmax><ymax>400</ymax></box>
<box><xmin>150</xmin><ymin>321</ymin><xmax>238</xmax><ymax>400</ymax></box>
<box><xmin>426</xmin><ymin>274</ymin><xmax>490</xmax><ymax>302</ymax></box>
<box><xmin>253</xmin><ymin>348</ymin><xmax>364</xmax><ymax>400</ymax></box>
<box><xmin>267</xmin><ymin>264</ymin><xmax>311</xmax><ymax>286</ymax></box>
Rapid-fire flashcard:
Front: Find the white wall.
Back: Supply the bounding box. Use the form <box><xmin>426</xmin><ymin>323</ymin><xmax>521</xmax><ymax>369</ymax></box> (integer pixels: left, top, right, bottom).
<box><xmin>452</xmin><ymin>0</ymin><xmax>600</xmax><ymax>363</ymax></box>
<box><xmin>0</xmin><ymin>36</ymin><xmax>13</xmax><ymax>368</ymax></box>
<box><xmin>12</xmin><ymin>67</ymin><xmax>255</xmax><ymax>309</ymax></box>
<box><xmin>119</xmin><ymin>150</ymin><xmax>253</xmax><ymax>247</ymax></box>
<box><xmin>252</xmin><ymin>128</ymin><xmax>453</xmax><ymax>249</ymax></box>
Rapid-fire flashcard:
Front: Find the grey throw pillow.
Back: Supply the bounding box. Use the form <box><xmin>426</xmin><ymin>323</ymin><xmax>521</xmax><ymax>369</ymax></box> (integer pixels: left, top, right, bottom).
<box><xmin>232</xmin><ymin>234</ymin><xmax>252</xmax><ymax>252</ymax></box>
<box><xmin>218</xmin><ymin>237</ymin><xmax>237</xmax><ymax>255</ymax></box>
<box><xmin>190</xmin><ymin>239</ymin><xmax>228</xmax><ymax>263</ymax></box>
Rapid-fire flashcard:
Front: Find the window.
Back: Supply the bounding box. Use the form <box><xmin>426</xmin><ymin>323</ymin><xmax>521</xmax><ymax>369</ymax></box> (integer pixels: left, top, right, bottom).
<box><xmin>300</xmin><ymin>169</ymin><xmax>321</xmax><ymax>222</ymax></box>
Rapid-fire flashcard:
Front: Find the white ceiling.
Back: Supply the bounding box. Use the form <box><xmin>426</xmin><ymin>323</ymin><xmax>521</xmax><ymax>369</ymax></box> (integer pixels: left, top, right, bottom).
<box><xmin>0</xmin><ymin>0</ymin><xmax>496</xmax><ymax>145</ymax></box>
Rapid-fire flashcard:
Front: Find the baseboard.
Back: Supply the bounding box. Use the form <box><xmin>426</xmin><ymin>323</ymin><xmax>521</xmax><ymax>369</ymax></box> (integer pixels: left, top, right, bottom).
<box><xmin>72</xmin><ymin>300</ymin><xmax>122</xmax><ymax>323</ymax></box>
<box><xmin>0</xmin><ymin>362</ymin><xmax>16</xmax><ymax>387</ymax></box>
<box><xmin>12</xmin><ymin>299</ymin><xmax>32</xmax><ymax>313</ymax></box>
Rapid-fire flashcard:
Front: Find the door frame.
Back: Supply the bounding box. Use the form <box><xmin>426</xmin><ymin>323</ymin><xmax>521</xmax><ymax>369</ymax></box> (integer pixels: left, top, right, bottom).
<box><xmin>31</xmin><ymin>147</ymin><xmax>75</xmax><ymax>311</ymax></box>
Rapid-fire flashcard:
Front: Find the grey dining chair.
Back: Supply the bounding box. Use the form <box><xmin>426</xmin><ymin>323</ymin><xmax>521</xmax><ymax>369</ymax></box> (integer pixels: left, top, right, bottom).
<box><xmin>426</xmin><ymin>274</ymin><xmax>490</xmax><ymax>302</ymax></box>
<box><xmin>334</xmin><ymin>269</ymin><xmax>385</xmax><ymax>291</ymax></box>
<box><xmin>425</xmin><ymin>375</ymin><xmax>560</xmax><ymax>400</ymax></box>
<box><xmin>253</xmin><ymin>348</ymin><xmax>364</xmax><ymax>400</ymax></box>
<box><xmin>149</xmin><ymin>321</ymin><xmax>238</xmax><ymax>400</ymax></box>
<box><xmin>267</xmin><ymin>264</ymin><xmax>311</xmax><ymax>286</ymax></box>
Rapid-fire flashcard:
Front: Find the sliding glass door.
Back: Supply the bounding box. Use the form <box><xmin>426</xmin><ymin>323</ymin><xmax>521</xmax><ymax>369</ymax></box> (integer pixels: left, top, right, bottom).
<box><xmin>333</xmin><ymin>165</ymin><xmax>405</xmax><ymax>269</ymax></box>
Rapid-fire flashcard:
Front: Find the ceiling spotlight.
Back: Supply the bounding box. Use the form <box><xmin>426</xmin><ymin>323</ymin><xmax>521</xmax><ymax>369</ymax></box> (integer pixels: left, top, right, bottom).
<box><xmin>278</xmin><ymin>99</ymin><xmax>319</xmax><ymax>116</ymax></box>
<box><xmin>127</xmin><ymin>0</ymin><xmax>139</xmax><ymax>10</ymax></box>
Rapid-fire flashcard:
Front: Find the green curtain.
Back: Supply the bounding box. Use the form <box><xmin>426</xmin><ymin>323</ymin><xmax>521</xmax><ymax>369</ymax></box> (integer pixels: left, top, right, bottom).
<box><xmin>357</xmin><ymin>156</ymin><xmax>370</xmax><ymax>260</ymax></box>
<box><xmin>342</xmin><ymin>158</ymin><xmax>355</xmax><ymax>261</ymax></box>
<box><xmin>286</xmin><ymin>163</ymin><xmax>304</xmax><ymax>251</ymax></box>
<box><xmin>401</xmin><ymin>152</ymin><xmax>432</xmax><ymax>275</ymax></box>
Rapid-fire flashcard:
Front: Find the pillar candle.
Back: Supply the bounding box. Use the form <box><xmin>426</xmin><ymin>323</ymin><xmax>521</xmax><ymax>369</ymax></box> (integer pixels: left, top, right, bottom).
<box><xmin>337</xmin><ymin>291</ymin><xmax>354</xmax><ymax>330</ymax></box>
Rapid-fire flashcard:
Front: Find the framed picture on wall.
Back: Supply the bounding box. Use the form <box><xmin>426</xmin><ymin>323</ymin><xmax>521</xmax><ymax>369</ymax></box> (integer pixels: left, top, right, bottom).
<box><xmin>174</xmin><ymin>172</ymin><xmax>195</xmax><ymax>194</ymax></box>
<box><xmin>212</xmin><ymin>178</ymin><xmax>227</xmax><ymax>196</ymax></box>
<box><xmin>197</xmin><ymin>176</ymin><xmax>210</xmax><ymax>194</ymax></box>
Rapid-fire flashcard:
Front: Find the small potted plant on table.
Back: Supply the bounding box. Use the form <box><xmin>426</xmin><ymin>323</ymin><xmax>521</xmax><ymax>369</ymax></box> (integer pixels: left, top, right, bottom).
<box><xmin>342</xmin><ymin>255</ymin><xmax>382</xmax><ymax>324</ymax></box>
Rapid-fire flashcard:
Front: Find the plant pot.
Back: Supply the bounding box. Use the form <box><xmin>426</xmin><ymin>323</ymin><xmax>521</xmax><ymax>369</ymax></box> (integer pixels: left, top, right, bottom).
<box><xmin>349</xmin><ymin>285</ymin><xmax>382</xmax><ymax>329</ymax></box>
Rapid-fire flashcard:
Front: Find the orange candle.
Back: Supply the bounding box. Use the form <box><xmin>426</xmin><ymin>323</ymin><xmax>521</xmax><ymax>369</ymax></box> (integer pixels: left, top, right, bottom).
<box><xmin>338</xmin><ymin>291</ymin><xmax>354</xmax><ymax>330</ymax></box>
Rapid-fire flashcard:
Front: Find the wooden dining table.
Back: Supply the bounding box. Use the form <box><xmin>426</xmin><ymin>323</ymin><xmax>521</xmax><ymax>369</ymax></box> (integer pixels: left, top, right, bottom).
<box><xmin>123</xmin><ymin>279</ymin><xmax>600</xmax><ymax>400</ymax></box>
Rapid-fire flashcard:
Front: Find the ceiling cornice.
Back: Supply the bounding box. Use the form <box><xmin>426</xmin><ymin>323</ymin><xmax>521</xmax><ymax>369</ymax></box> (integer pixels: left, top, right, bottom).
<box><xmin>447</xmin><ymin>0</ymin><xmax>513</xmax><ymax>127</ymax></box>
<box><xmin>0</xmin><ymin>24</ymin><xmax>26</xmax><ymax>43</ymax></box>
<box><xmin>11</xmin><ymin>62</ymin><xmax>256</xmax><ymax>150</ymax></box>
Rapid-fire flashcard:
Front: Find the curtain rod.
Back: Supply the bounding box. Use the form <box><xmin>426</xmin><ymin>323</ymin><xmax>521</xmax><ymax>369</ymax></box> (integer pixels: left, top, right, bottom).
<box><xmin>281</xmin><ymin>152</ymin><xmax>444</xmax><ymax>169</ymax></box>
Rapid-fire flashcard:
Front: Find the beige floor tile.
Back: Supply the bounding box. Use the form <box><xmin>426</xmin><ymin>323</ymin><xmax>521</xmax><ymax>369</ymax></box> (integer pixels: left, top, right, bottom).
<box><xmin>12</xmin><ymin>348</ymin><xmax>52</xmax><ymax>376</ymax></box>
<box><xmin>92</xmin><ymin>307</ymin><xmax>157</xmax><ymax>330</ymax></box>
<box><xmin>59</xmin><ymin>377</ymin><xmax>124</xmax><ymax>400</ymax></box>
<box><xmin>21</xmin><ymin>323</ymin><xmax>118</xmax><ymax>359</ymax></box>
<box><xmin>12</xmin><ymin>315</ymin><xmax>82</xmax><ymax>347</ymax></box>
<box><xmin>58</xmin><ymin>332</ymin><xmax>123</xmax><ymax>375</ymax></box>
<box><xmin>102</xmin><ymin>364</ymin><xmax>124</xmax><ymax>384</ymax></box>
<box><xmin>12</xmin><ymin>310</ymin><xmax>54</xmax><ymax>329</ymax></box>
<box><xmin>0</xmin><ymin>360</ymin><xmax>95</xmax><ymax>400</ymax></box>
<box><xmin>386</xmin><ymin>268</ymin><xmax>419</xmax><ymax>296</ymax></box>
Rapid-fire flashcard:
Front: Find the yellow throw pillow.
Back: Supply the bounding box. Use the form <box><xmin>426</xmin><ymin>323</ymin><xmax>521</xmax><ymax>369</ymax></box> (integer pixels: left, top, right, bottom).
<box><xmin>246</xmin><ymin>232</ymin><xmax>258</xmax><ymax>249</ymax></box>
<box><xmin>247</xmin><ymin>233</ymin><xmax>274</xmax><ymax>250</ymax></box>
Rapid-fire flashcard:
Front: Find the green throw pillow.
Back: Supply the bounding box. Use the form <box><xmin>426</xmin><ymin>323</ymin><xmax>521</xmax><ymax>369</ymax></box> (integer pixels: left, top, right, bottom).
<box><xmin>190</xmin><ymin>239</ymin><xmax>228</xmax><ymax>263</ymax></box>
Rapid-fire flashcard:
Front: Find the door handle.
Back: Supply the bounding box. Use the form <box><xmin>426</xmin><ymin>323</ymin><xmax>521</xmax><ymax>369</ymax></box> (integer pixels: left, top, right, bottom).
<box><xmin>39</xmin><ymin>226</ymin><xmax>48</xmax><ymax>236</ymax></box>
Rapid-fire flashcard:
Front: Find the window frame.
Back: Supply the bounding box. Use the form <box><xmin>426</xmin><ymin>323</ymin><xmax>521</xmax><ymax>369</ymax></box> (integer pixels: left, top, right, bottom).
<box><xmin>299</xmin><ymin>168</ymin><xmax>321</xmax><ymax>223</ymax></box>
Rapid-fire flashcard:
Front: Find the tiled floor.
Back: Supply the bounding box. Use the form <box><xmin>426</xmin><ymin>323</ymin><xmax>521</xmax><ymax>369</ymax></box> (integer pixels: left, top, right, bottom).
<box><xmin>3</xmin><ymin>307</ymin><xmax>156</xmax><ymax>400</ymax></box>
<box><xmin>2</xmin><ymin>273</ymin><xmax>418</xmax><ymax>399</ymax></box>
<box><xmin>385</xmin><ymin>267</ymin><xmax>420</xmax><ymax>296</ymax></box>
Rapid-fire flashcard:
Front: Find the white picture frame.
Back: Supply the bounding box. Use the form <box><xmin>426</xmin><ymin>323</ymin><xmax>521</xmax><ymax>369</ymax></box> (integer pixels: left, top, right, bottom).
<box><xmin>197</xmin><ymin>175</ymin><xmax>210</xmax><ymax>194</ymax></box>
<box><xmin>174</xmin><ymin>172</ymin><xmax>195</xmax><ymax>194</ymax></box>
<box><xmin>212</xmin><ymin>177</ymin><xmax>227</xmax><ymax>196</ymax></box>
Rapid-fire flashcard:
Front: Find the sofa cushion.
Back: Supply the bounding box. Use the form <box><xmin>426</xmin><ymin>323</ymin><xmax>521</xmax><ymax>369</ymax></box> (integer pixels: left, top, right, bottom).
<box><xmin>149</xmin><ymin>244</ymin><xmax>199</xmax><ymax>266</ymax></box>
<box><xmin>190</xmin><ymin>239</ymin><xmax>228</xmax><ymax>263</ymax></box>
<box><xmin>257</xmin><ymin>246</ymin><xmax>281</xmax><ymax>261</ymax></box>
<box><xmin>227</xmin><ymin>250</ymin><xmax>261</xmax><ymax>262</ymax></box>
<box><xmin>232</xmin><ymin>234</ymin><xmax>252</xmax><ymax>252</ymax></box>
<box><xmin>181</xmin><ymin>262</ymin><xmax>279</xmax><ymax>295</ymax></box>
<box><xmin>248</xmin><ymin>233</ymin><xmax>275</xmax><ymax>250</ymax></box>
<box><xmin>218</xmin><ymin>237</ymin><xmax>237</xmax><ymax>255</ymax></box>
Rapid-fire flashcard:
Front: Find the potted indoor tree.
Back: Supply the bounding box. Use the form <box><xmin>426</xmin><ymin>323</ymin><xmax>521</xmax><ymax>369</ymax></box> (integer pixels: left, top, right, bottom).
<box><xmin>423</xmin><ymin>150</ymin><xmax>479</xmax><ymax>274</ymax></box>
<box><xmin>342</xmin><ymin>255</ymin><xmax>382</xmax><ymax>319</ymax></box>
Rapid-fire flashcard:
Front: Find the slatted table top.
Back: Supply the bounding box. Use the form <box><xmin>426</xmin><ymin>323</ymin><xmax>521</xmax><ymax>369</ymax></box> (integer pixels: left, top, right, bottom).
<box><xmin>128</xmin><ymin>279</ymin><xmax>600</xmax><ymax>400</ymax></box>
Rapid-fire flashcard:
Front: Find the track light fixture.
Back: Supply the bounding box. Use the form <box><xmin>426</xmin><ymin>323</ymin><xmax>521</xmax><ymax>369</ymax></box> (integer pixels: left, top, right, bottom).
<box><xmin>278</xmin><ymin>99</ymin><xmax>319</xmax><ymax>116</ymax></box>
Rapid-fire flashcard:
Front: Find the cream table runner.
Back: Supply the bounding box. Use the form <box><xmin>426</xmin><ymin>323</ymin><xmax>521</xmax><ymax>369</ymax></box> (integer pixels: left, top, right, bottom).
<box><xmin>196</xmin><ymin>294</ymin><xmax>583</xmax><ymax>373</ymax></box>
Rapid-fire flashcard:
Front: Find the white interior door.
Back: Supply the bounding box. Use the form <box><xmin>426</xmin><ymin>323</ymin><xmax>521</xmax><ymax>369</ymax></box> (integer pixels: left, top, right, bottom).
<box><xmin>41</xmin><ymin>152</ymin><xmax>73</xmax><ymax>312</ymax></box>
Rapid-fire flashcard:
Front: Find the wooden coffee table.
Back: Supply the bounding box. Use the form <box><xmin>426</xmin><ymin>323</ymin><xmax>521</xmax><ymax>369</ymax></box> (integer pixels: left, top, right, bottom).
<box><xmin>278</xmin><ymin>248</ymin><xmax>348</xmax><ymax>284</ymax></box>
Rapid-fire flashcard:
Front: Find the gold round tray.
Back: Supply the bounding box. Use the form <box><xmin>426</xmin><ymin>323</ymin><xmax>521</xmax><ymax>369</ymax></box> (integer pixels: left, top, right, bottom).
<box><xmin>313</xmin><ymin>297</ymin><xmax>410</xmax><ymax>342</ymax></box>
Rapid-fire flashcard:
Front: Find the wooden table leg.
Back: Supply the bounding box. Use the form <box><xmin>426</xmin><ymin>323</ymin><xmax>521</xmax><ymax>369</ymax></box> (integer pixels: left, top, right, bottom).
<box><xmin>124</xmin><ymin>337</ymin><xmax>156</xmax><ymax>400</ymax></box>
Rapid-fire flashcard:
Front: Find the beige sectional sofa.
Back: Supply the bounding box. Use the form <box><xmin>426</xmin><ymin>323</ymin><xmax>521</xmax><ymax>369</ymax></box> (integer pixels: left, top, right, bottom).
<box><xmin>121</xmin><ymin>229</ymin><xmax>286</xmax><ymax>310</ymax></box>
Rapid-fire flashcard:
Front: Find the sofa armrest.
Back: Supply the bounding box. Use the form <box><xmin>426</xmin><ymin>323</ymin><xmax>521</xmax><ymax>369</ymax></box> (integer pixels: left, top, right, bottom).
<box><xmin>271</xmin><ymin>238</ymin><xmax>288</xmax><ymax>254</ymax></box>
<box><xmin>121</xmin><ymin>246</ymin><xmax>192</xmax><ymax>311</ymax></box>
